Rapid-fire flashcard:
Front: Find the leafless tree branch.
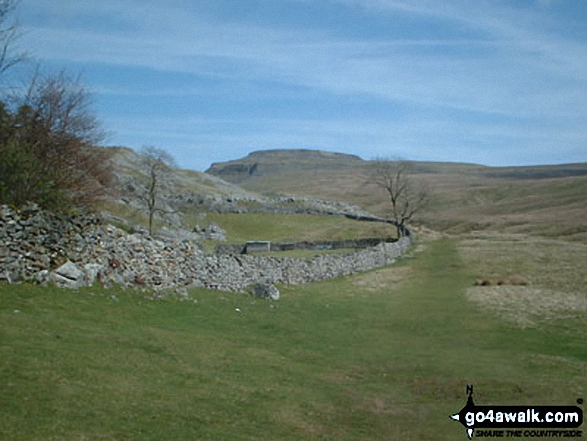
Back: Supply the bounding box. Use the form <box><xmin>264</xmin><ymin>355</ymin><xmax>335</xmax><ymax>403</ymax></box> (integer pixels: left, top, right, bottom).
<box><xmin>137</xmin><ymin>146</ymin><xmax>176</xmax><ymax>236</ymax></box>
<box><xmin>0</xmin><ymin>0</ymin><xmax>28</xmax><ymax>75</ymax></box>
<box><xmin>369</xmin><ymin>158</ymin><xmax>429</xmax><ymax>236</ymax></box>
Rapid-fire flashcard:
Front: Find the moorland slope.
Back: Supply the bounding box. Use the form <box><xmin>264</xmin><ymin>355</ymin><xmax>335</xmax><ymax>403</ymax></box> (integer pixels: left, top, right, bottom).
<box><xmin>207</xmin><ymin>149</ymin><xmax>587</xmax><ymax>240</ymax></box>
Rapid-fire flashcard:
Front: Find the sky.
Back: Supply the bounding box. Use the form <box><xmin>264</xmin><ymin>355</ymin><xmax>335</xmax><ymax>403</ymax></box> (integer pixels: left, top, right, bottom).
<box><xmin>11</xmin><ymin>0</ymin><xmax>587</xmax><ymax>170</ymax></box>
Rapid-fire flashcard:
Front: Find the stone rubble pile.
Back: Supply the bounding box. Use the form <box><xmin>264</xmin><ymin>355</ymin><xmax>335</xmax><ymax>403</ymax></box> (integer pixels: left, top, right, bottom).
<box><xmin>170</xmin><ymin>192</ymin><xmax>372</xmax><ymax>218</ymax></box>
<box><xmin>0</xmin><ymin>204</ymin><xmax>102</xmax><ymax>284</ymax></box>
<box><xmin>194</xmin><ymin>223</ymin><xmax>227</xmax><ymax>241</ymax></box>
<box><xmin>1</xmin><ymin>204</ymin><xmax>411</xmax><ymax>292</ymax></box>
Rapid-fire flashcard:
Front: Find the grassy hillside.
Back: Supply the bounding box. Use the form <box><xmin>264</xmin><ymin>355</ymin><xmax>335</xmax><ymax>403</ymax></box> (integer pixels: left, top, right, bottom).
<box><xmin>206</xmin><ymin>150</ymin><xmax>587</xmax><ymax>241</ymax></box>
<box><xmin>423</xmin><ymin>175</ymin><xmax>587</xmax><ymax>239</ymax></box>
<box><xmin>2</xmin><ymin>238</ymin><xmax>585</xmax><ymax>440</ymax></box>
<box><xmin>102</xmin><ymin>148</ymin><xmax>394</xmax><ymax>242</ymax></box>
<box><xmin>106</xmin><ymin>147</ymin><xmax>587</xmax><ymax>241</ymax></box>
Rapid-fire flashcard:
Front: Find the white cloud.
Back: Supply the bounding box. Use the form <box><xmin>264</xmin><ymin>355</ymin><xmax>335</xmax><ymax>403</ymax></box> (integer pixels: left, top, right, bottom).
<box><xmin>22</xmin><ymin>0</ymin><xmax>587</xmax><ymax>115</ymax></box>
<box><xmin>18</xmin><ymin>0</ymin><xmax>587</xmax><ymax>167</ymax></box>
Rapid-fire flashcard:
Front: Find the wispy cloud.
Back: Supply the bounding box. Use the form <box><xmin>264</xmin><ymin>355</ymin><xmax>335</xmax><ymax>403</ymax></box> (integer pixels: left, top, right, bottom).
<box><xmin>17</xmin><ymin>0</ymin><xmax>587</xmax><ymax>167</ymax></box>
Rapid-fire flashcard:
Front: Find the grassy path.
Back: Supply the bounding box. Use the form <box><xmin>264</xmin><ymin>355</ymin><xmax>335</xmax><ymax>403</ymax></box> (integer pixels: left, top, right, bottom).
<box><xmin>1</xmin><ymin>239</ymin><xmax>585</xmax><ymax>440</ymax></box>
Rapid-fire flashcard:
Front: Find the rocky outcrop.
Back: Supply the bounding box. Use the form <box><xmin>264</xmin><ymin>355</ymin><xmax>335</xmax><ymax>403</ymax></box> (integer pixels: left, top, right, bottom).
<box><xmin>171</xmin><ymin>192</ymin><xmax>373</xmax><ymax>218</ymax></box>
<box><xmin>0</xmin><ymin>205</ymin><xmax>412</xmax><ymax>292</ymax></box>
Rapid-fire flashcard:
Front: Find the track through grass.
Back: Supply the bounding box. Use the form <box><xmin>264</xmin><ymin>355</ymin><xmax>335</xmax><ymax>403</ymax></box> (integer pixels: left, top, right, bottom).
<box><xmin>1</xmin><ymin>239</ymin><xmax>585</xmax><ymax>440</ymax></box>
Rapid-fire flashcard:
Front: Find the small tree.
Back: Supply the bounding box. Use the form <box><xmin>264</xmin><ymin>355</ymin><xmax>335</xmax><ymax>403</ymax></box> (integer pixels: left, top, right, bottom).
<box><xmin>370</xmin><ymin>158</ymin><xmax>428</xmax><ymax>237</ymax></box>
<box><xmin>0</xmin><ymin>2</ymin><xmax>112</xmax><ymax>209</ymax></box>
<box><xmin>138</xmin><ymin>146</ymin><xmax>176</xmax><ymax>236</ymax></box>
<box><xmin>0</xmin><ymin>70</ymin><xmax>113</xmax><ymax>209</ymax></box>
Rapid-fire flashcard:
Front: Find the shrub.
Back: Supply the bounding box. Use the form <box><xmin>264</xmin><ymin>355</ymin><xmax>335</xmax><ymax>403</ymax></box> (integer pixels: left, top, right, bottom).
<box><xmin>0</xmin><ymin>71</ymin><xmax>113</xmax><ymax>210</ymax></box>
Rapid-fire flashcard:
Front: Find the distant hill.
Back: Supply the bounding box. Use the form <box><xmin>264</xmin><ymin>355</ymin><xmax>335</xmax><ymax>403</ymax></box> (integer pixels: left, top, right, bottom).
<box><xmin>206</xmin><ymin>149</ymin><xmax>365</xmax><ymax>184</ymax></box>
<box><xmin>205</xmin><ymin>149</ymin><xmax>587</xmax><ymax>241</ymax></box>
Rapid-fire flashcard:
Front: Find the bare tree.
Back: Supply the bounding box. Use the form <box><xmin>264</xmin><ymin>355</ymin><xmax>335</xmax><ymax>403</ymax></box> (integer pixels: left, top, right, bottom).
<box><xmin>0</xmin><ymin>0</ymin><xmax>27</xmax><ymax>75</ymax></box>
<box><xmin>370</xmin><ymin>158</ymin><xmax>428</xmax><ymax>237</ymax></box>
<box><xmin>138</xmin><ymin>146</ymin><xmax>176</xmax><ymax>236</ymax></box>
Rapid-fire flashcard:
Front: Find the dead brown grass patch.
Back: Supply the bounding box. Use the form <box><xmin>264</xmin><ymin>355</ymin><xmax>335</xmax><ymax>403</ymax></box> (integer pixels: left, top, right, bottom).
<box><xmin>466</xmin><ymin>286</ymin><xmax>587</xmax><ymax>328</ymax></box>
<box><xmin>351</xmin><ymin>394</ymin><xmax>414</xmax><ymax>418</ymax></box>
<box><xmin>459</xmin><ymin>234</ymin><xmax>587</xmax><ymax>294</ymax></box>
<box><xmin>460</xmin><ymin>234</ymin><xmax>587</xmax><ymax>327</ymax></box>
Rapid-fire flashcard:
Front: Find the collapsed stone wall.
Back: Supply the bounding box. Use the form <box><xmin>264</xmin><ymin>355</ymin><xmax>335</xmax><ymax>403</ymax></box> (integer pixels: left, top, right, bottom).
<box><xmin>0</xmin><ymin>205</ymin><xmax>412</xmax><ymax>292</ymax></box>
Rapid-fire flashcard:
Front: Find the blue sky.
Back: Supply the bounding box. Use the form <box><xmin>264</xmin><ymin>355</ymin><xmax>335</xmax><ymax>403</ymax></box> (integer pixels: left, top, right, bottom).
<box><xmin>14</xmin><ymin>0</ymin><xmax>587</xmax><ymax>170</ymax></box>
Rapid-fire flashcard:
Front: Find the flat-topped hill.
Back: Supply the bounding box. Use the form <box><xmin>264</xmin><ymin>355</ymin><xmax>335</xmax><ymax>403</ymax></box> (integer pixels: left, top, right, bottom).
<box><xmin>207</xmin><ymin>148</ymin><xmax>587</xmax><ymax>185</ymax></box>
<box><xmin>205</xmin><ymin>149</ymin><xmax>587</xmax><ymax>240</ymax></box>
<box><xmin>206</xmin><ymin>149</ymin><xmax>365</xmax><ymax>183</ymax></box>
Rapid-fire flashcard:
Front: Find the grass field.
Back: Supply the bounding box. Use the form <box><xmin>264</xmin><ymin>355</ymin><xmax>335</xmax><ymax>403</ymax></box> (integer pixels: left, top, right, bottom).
<box><xmin>197</xmin><ymin>212</ymin><xmax>396</xmax><ymax>243</ymax></box>
<box><xmin>95</xmin><ymin>202</ymin><xmax>397</xmax><ymax>246</ymax></box>
<box><xmin>2</xmin><ymin>238</ymin><xmax>585</xmax><ymax>440</ymax></box>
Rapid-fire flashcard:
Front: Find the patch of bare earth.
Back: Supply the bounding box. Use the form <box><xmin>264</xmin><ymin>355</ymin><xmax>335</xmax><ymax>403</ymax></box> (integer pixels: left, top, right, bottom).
<box><xmin>410</xmin><ymin>225</ymin><xmax>446</xmax><ymax>243</ymax></box>
<box><xmin>349</xmin><ymin>394</ymin><xmax>414</xmax><ymax>418</ymax></box>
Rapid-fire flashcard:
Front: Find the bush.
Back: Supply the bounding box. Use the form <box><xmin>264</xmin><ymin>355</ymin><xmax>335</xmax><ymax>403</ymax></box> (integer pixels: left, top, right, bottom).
<box><xmin>0</xmin><ymin>139</ymin><xmax>64</xmax><ymax>207</ymax></box>
<box><xmin>0</xmin><ymin>71</ymin><xmax>113</xmax><ymax>210</ymax></box>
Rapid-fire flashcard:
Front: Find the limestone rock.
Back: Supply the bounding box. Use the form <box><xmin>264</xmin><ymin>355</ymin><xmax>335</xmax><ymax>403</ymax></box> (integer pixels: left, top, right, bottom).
<box><xmin>250</xmin><ymin>283</ymin><xmax>280</xmax><ymax>300</ymax></box>
<box><xmin>195</xmin><ymin>223</ymin><xmax>227</xmax><ymax>241</ymax></box>
<box><xmin>51</xmin><ymin>260</ymin><xmax>85</xmax><ymax>289</ymax></box>
<box><xmin>83</xmin><ymin>263</ymin><xmax>105</xmax><ymax>286</ymax></box>
<box><xmin>35</xmin><ymin>270</ymin><xmax>50</xmax><ymax>286</ymax></box>
<box><xmin>156</xmin><ymin>227</ymin><xmax>200</xmax><ymax>242</ymax></box>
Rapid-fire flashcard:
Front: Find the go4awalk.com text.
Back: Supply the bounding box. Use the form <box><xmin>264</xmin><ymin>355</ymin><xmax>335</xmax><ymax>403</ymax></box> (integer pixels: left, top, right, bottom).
<box><xmin>450</xmin><ymin>385</ymin><xmax>583</xmax><ymax>439</ymax></box>
<box><xmin>475</xmin><ymin>429</ymin><xmax>582</xmax><ymax>438</ymax></box>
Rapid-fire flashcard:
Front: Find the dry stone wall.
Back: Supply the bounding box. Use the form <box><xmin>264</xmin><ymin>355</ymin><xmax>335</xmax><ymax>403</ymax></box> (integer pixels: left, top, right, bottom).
<box><xmin>216</xmin><ymin>237</ymin><xmax>398</xmax><ymax>255</ymax></box>
<box><xmin>0</xmin><ymin>205</ymin><xmax>412</xmax><ymax>292</ymax></box>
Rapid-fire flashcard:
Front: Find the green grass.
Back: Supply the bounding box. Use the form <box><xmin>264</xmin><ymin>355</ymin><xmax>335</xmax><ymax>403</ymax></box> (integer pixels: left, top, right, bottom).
<box><xmin>97</xmin><ymin>204</ymin><xmax>396</xmax><ymax>246</ymax></box>
<box><xmin>1</xmin><ymin>239</ymin><xmax>585</xmax><ymax>440</ymax></box>
<box><xmin>199</xmin><ymin>212</ymin><xmax>396</xmax><ymax>243</ymax></box>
